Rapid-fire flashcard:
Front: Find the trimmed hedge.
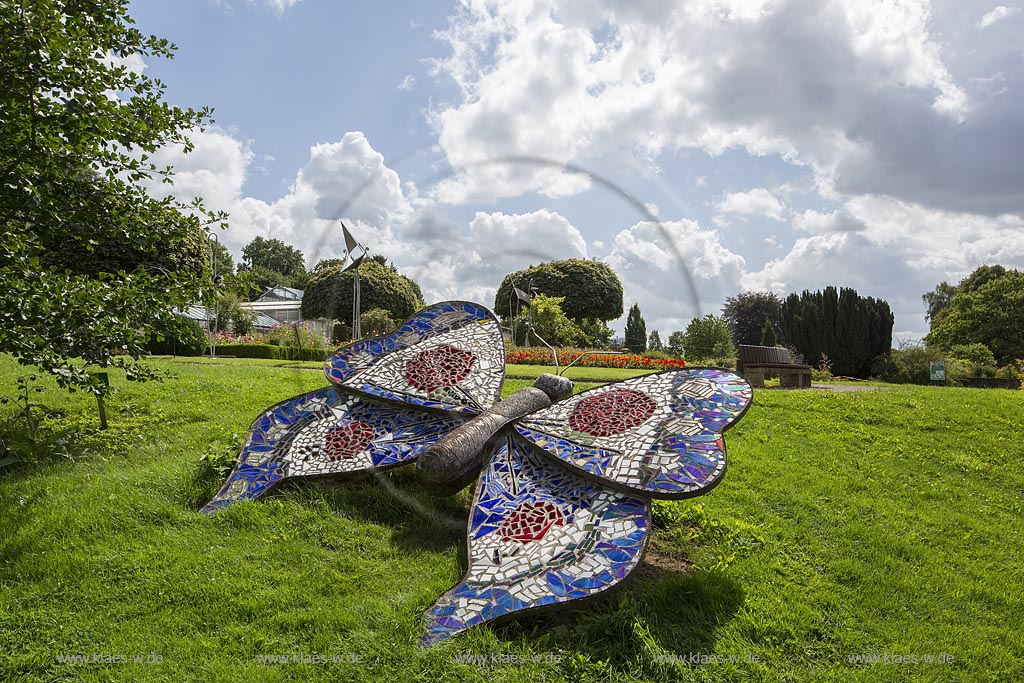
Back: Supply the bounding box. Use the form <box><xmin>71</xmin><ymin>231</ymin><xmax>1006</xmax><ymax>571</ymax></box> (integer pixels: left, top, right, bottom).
<box><xmin>213</xmin><ymin>344</ymin><xmax>331</xmax><ymax>361</ymax></box>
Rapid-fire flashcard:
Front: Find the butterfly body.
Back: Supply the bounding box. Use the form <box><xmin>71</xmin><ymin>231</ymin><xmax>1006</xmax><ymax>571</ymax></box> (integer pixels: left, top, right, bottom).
<box><xmin>201</xmin><ymin>300</ymin><xmax>753</xmax><ymax>647</ymax></box>
<box><xmin>417</xmin><ymin>373</ymin><xmax>573</xmax><ymax>493</ymax></box>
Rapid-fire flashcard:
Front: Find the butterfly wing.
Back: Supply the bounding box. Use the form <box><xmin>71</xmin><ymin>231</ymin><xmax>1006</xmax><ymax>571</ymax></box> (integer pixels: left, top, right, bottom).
<box><xmin>201</xmin><ymin>386</ymin><xmax>467</xmax><ymax>514</ymax></box>
<box><xmin>324</xmin><ymin>301</ymin><xmax>504</xmax><ymax>416</ymax></box>
<box><xmin>204</xmin><ymin>300</ymin><xmax>505</xmax><ymax>513</ymax></box>
<box><xmin>422</xmin><ymin>435</ymin><xmax>649</xmax><ymax>647</ymax></box>
<box><xmin>514</xmin><ymin>368</ymin><xmax>752</xmax><ymax>500</ymax></box>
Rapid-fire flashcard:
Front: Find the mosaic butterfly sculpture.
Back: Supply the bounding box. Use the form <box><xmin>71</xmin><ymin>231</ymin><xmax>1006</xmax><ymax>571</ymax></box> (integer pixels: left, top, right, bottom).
<box><xmin>202</xmin><ymin>301</ymin><xmax>752</xmax><ymax>647</ymax></box>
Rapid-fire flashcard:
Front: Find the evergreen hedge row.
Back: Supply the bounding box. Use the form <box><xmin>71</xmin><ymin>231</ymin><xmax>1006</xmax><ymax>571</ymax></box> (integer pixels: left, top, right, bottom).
<box><xmin>206</xmin><ymin>344</ymin><xmax>331</xmax><ymax>361</ymax></box>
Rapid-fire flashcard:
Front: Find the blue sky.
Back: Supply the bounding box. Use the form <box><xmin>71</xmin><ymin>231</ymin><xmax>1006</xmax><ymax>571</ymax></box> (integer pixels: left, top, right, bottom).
<box><xmin>128</xmin><ymin>0</ymin><xmax>1024</xmax><ymax>342</ymax></box>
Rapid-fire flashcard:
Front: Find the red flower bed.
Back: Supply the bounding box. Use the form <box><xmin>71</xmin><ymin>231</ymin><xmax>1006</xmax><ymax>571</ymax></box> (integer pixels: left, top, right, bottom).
<box><xmin>505</xmin><ymin>346</ymin><xmax>686</xmax><ymax>370</ymax></box>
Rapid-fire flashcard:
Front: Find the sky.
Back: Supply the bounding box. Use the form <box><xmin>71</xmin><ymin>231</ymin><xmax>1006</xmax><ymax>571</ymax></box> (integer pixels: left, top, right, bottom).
<box><xmin>127</xmin><ymin>0</ymin><xmax>1024</xmax><ymax>343</ymax></box>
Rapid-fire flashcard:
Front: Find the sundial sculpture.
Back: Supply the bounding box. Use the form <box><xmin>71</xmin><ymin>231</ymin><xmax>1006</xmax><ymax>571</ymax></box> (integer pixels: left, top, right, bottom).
<box><xmin>202</xmin><ymin>301</ymin><xmax>752</xmax><ymax>647</ymax></box>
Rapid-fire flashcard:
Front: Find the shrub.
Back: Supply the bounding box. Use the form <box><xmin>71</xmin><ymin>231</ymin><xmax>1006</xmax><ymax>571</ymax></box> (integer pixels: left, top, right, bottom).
<box><xmin>684</xmin><ymin>357</ymin><xmax>736</xmax><ymax>370</ymax></box>
<box><xmin>812</xmin><ymin>353</ymin><xmax>834</xmax><ymax>382</ymax></box>
<box><xmin>510</xmin><ymin>295</ymin><xmax>588</xmax><ymax>347</ymax></box>
<box><xmin>211</xmin><ymin>330</ymin><xmax>261</xmax><ymax>346</ymax></box>
<box><xmin>214</xmin><ymin>344</ymin><xmax>330</xmax><ymax>362</ymax></box>
<box><xmin>947</xmin><ymin>343</ymin><xmax>997</xmax><ymax>367</ymax></box>
<box><xmin>996</xmin><ymin>360</ymin><xmax>1024</xmax><ymax>381</ymax></box>
<box><xmin>871</xmin><ymin>343</ymin><xmax>939</xmax><ymax>384</ymax></box>
<box><xmin>264</xmin><ymin>322</ymin><xmax>329</xmax><ymax>349</ymax></box>
<box><xmin>332</xmin><ymin>321</ymin><xmax>353</xmax><ymax>344</ymax></box>
<box><xmin>360</xmin><ymin>308</ymin><xmax>397</xmax><ymax>337</ymax></box>
<box><xmin>146</xmin><ymin>316</ymin><xmax>207</xmax><ymax>357</ymax></box>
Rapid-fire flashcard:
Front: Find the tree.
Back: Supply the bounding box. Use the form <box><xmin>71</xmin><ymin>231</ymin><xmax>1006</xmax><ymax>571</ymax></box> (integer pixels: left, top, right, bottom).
<box><xmin>494</xmin><ymin>259</ymin><xmax>624</xmax><ymax>326</ymax></box>
<box><xmin>959</xmin><ymin>264</ymin><xmax>1008</xmax><ymax>293</ymax></box>
<box><xmin>947</xmin><ymin>343</ymin><xmax>997</xmax><ymax>367</ymax></box>
<box><xmin>648</xmin><ymin>330</ymin><xmax>664</xmax><ymax>352</ymax></box>
<box><xmin>623</xmin><ymin>304</ymin><xmax>647</xmax><ymax>353</ymax></box>
<box><xmin>513</xmin><ymin>294</ymin><xmax>587</xmax><ymax>347</ymax></box>
<box><xmin>780</xmin><ymin>287</ymin><xmax>893</xmax><ymax>377</ymax></box>
<box><xmin>922</xmin><ymin>281</ymin><xmax>956</xmax><ymax>325</ymax></box>
<box><xmin>213</xmin><ymin>292</ymin><xmax>254</xmax><ymax>335</ymax></box>
<box><xmin>37</xmin><ymin>180</ymin><xmax>210</xmax><ymax>281</ymax></box>
<box><xmin>0</xmin><ymin>0</ymin><xmax>221</xmax><ymax>393</ymax></box>
<box><xmin>576</xmin><ymin>317</ymin><xmax>614</xmax><ymax>348</ymax></box>
<box><xmin>209</xmin><ymin>240</ymin><xmax>235</xmax><ymax>279</ymax></box>
<box><xmin>238</xmin><ymin>236</ymin><xmax>307</xmax><ymax>297</ymax></box>
<box><xmin>721</xmin><ymin>291</ymin><xmax>783</xmax><ymax>346</ymax></box>
<box><xmin>761</xmin><ymin>319</ymin><xmax>778</xmax><ymax>347</ymax></box>
<box><xmin>925</xmin><ymin>266</ymin><xmax>1024</xmax><ymax>365</ymax></box>
<box><xmin>313</xmin><ymin>258</ymin><xmax>346</xmax><ymax>275</ymax></box>
<box><xmin>241</xmin><ymin>265</ymin><xmax>308</xmax><ymax>298</ymax></box>
<box><xmin>360</xmin><ymin>308</ymin><xmax>397</xmax><ymax>337</ymax></box>
<box><xmin>240</xmin><ymin>236</ymin><xmax>305</xmax><ymax>277</ymax></box>
<box><xmin>684</xmin><ymin>315</ymin><xmax>735</xmax><ymax>359</ymax></box>
<box><xmin>667</xmin><ymin>331</ymin><xmax>686</xmax><ymax>357</ymax></box>
<box><xmin>301</xmin><ymin>258</ymin><xmax>425</xmax><ymax>322</ymax></box>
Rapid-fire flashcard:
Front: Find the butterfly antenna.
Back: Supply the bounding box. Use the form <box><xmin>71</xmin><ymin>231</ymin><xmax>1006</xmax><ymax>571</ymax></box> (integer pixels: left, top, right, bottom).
<box><xmin>559</xmin><ymin>349</ymin><xmax>625</xmax><ymax>376</ymax></box>
<box><xmin>527</xmin><ymin>321</ymin><xmax>561</xmax><ymax>375</ymax></box>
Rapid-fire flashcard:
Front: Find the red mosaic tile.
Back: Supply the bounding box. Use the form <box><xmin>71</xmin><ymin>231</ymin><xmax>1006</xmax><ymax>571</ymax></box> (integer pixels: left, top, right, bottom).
<box><xmin>568</xmin><ymin>389</ymin><xmax>657</xmax><ymax>437</ymax></box>
<box><xmin>324</xmin><ymin>422</ymin><xmax>376</xmax><ymax>461</ymax></box>
<box><xmin>404</xmin><ymin>344</ymin><xmax>476</xmax><ymax>392</ymax></box>
<box><xmin>497</xmin><ymin>500</ymin><xmax>565</xmax><ymax>543</ymax></box>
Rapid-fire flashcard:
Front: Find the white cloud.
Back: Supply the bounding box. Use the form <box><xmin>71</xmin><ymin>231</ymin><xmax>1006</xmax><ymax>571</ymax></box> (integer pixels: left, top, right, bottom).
<box><xmin>718</xmin><ymin>188</ymin><xmax>786</xmax><ymax>221</ymax></box>
<box><xmin>397</xmin><ymin>209</ymin><xmax>591</xmax><ymax>306</ymax></box>
<box><xmin>970</xmin><ymin>72</ymin><xmax>1009</xmax><ymax>97</ymax></box>
<box><xmin>398</xmin><ymin>75</ymin><xmax>416</xmax><ymax>91</ymax></box>
<box><xmin>740</xmin><ymin>231</ymin><xmax>934</xmax><ymax>336</ymax></box>
<box><xmin>792</xmin><ymin>208</ymin><xmax>866</xmax><ymax>234</ymax></box>
<box><xmin>105</xmin><ymin>51</ymin><xmax>147</xmax><ymax>75</ymax></box>
<box><xmin>140</xmin><ymin>123</ymin><xmax>1024</xmax><ymax>343</ymax></box>
<box><xmin>254</xmin><ymin>0</ymin><xmax>301</xmax><ymax>14</ymax></box>
<box><xmin>144</xmin><ymin>129</ymin><xmax>412</xmax><ymax>267</ymax></box>
<box><xmin>977</xmin><ymin>6</ymin><xmax>1019</xmax><ymax>29</ymax></box>
<box><xmin>606</xmin><ymin>218</ymin><xmax>746</xmax><ymax>334</ymax></box>
<box><xmin>142</xmin><ymin>129</ymin><xmax>595</xmax><ymax>309</ymax></box>
<box><xmin>742</xmin><ymin>194</ymin><xmax>1024</xmax><ymax>337</ymax></box>
<box><xmin>844</xmin><ymin>195</ymin><xmax>1024</xmax><ymax>274</ymax></box>
<box><xmin>428</xmin><ymin>0</ymin><xmax>1024</xmax><ymax>214</ymax></box>
<box><xmin>145</xmin><ymin>128</ymin><xmax>253</xmax><ymax>213</ymax></box>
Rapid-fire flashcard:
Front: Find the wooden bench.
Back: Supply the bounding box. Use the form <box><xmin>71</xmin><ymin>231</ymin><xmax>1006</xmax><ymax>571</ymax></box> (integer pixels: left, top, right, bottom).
<box><xmin>737</xmin><ymin>345</ymin><xmax>812</xmax><ymax>388</ymax></box>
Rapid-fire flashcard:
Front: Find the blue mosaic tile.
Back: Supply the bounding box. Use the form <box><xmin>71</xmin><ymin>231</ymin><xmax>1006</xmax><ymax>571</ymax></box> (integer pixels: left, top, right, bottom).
<box><xmin>515</xmin><ymin>368</ymin><xmax>752</xmax><ymax>499</ymax></box>
<box><xmin>200</xmin><ymin>386</ymin><xmax>466</xmax><ymax>513</ymax></box>
<box><xmin>422</xmin><ymin>436</ymin><xmax>649</xmax><ymax>648</ymax></box>
<box><xmin>202</xmin><ymin>301</ymin><xmax>754</xmax><ymax>647</ymax></box>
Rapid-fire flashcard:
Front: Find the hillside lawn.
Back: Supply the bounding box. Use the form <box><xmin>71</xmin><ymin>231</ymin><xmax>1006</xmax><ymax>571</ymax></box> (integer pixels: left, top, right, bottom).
<box><xmin>0</xmin><ymin>355</ymin><xmax>1021</xmax><ymax>682</ymax></box>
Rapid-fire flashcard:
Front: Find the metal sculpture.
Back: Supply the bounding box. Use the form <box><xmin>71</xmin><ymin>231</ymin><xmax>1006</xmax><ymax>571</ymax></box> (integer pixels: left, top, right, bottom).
<box><xmin>339</xmin><ymin>221</ymin><xmax>367</xmax><ymax>339</ymax></box>
<box><xmin>202</xmin><ymin>301</ymin><xmax>752</xmax><ymax>647</ymax></box>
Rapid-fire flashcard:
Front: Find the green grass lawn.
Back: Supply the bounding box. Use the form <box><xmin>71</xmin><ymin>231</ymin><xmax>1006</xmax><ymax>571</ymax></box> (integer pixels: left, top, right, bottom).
<box><xmin>0</xmin><ymin>355</ymin><xmax>1021</xmax><ymax>682</ymax></box>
